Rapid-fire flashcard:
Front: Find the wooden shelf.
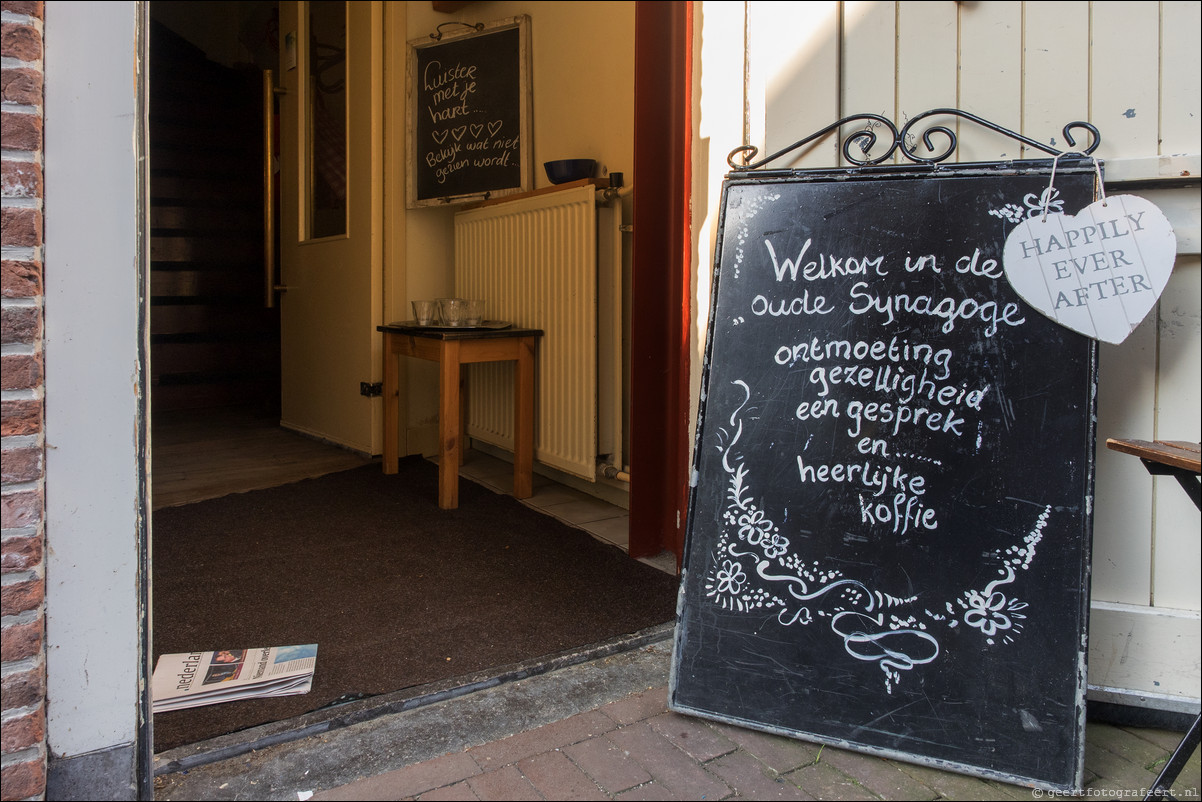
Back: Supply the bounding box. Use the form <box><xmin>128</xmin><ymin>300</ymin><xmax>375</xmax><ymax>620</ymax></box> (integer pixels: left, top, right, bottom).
<box><xmin>462</xmin><ymin>177</ymin><xmax>614</xmax><ymax>211</ymax></box>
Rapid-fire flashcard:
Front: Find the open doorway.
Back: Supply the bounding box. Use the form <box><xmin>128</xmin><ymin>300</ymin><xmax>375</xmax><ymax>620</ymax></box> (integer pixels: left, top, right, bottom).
<box><xmin>147</xmin><ymin>3</ymin><xmax>317</xmax><ymax>507</ymax></box>
<box><xmin>146</xmin><ymin>0</ymin><xmax>687</xmax><ymax>757</ymax></box>
<box><xmin>146</xmin><ymin>0</ymin><xmax>693</xmax><ymax>538</ymax></box>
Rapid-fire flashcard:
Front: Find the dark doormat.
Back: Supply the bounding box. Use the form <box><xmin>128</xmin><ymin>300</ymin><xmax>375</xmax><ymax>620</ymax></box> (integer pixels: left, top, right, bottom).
<box><xmin>151</xmin><ymin>459</ymin><xmax>679</xmax><ymax>752</ymax></box>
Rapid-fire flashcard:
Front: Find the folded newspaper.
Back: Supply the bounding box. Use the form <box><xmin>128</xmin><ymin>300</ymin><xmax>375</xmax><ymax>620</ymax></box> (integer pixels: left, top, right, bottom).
<box><xmin>151</xmin><ymin>644</ymin><xmax>318</xmax><ymax>713</ymax></box>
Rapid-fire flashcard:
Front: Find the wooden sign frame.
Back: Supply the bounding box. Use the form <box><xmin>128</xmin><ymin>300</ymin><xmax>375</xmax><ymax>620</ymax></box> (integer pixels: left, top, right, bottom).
<box><xmin>670</xmin><ymin>161</ymin><xmax>1100</xmax><ymax>792</ymax></box>
<box><xmin>406</xmin><ymin>15</ymin><xmax>532</xmax><ymax>208</ymax></box>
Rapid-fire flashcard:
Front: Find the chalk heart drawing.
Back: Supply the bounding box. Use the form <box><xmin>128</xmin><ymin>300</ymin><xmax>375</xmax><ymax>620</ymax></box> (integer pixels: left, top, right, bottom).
<box><xmin>1002</xmin><ymin>195</ymin><xmax>1175</xmax><ymax>344</ymax></box>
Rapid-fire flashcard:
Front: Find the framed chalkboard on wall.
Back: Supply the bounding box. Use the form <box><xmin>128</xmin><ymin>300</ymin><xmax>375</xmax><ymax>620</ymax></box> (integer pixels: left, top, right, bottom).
<box><xmin>671</xmin><ymin>163</ymin><xmax>1099</xmax><ymax>791</ymax></box>
<box><xmin>406</xmin><ymin>16</ymin><xmax>532</xmax><ymax>208</ymax></box>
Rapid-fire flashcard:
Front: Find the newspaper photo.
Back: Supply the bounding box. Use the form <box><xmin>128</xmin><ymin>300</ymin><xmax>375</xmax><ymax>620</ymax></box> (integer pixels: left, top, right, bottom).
<box><xmin>151</xmin><ymin>644</ymin><xmax>318</xmax><ymax>713</ymax></box>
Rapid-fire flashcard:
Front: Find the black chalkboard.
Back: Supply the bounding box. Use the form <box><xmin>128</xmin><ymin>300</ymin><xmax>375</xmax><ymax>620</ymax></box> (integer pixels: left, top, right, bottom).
<box><xmin>670</xmin><ymin>164</ymin><xmax>1098</xmax><ymax>791</ymax></box>
<box><xmin>407</xmin><ymin>16</ymin><xmax>531</xmax><ymax>207</ymax></box>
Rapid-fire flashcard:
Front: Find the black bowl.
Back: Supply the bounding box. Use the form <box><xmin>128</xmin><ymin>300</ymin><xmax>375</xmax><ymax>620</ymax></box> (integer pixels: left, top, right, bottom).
<box><xmin>544</xmin><ymin>159</ymin><xmax>597</xmax><ymax>184</ymax></box>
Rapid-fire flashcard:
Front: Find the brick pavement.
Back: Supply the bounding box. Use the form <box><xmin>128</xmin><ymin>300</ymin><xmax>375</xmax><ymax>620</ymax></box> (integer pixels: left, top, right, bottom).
<box><xmin>311</xmin><ymin>686</ymin><xmax>1201</xmax><ymax>801</ymax></box>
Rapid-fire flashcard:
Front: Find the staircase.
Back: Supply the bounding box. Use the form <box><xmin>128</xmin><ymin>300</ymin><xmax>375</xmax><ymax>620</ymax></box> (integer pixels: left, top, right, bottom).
<box><xmin>148</xmin><ymin>20</ymin><xmax>280</xmax><ymax>413</ymax></box>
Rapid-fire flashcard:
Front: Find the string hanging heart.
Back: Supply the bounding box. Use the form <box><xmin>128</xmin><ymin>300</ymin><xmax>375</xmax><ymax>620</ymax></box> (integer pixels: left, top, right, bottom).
<box><xmin>1002</xmin><ymin>155</ymin><xmax>1176</xmax><ymax>344</ymax></box>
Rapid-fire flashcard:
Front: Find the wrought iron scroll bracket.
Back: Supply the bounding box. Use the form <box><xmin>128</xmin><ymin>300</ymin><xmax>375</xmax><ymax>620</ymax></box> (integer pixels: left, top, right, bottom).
<box><xmin>727</xmin><ymin>108</ymin><xmax>1101</xmax><ymax>171</ymax></box>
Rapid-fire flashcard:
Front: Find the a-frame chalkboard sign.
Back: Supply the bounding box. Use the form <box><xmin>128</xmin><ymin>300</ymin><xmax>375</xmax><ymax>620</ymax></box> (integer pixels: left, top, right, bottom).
<box><xmin>407</xmin><ymin>16</ymin><xmax>532</xmax><ymax>208</ymax></box>
<box><xmin>670</xmin><ymin>111</ymin><xmax>1102</xmax><ymax>792</ymax></box>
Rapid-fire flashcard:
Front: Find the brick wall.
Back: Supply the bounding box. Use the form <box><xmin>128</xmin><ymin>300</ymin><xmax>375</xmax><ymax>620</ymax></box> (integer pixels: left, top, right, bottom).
<box><xmin>0</xmin><ymin>2</ymin><xmax>46</xmax><ymax>799</ymax></box>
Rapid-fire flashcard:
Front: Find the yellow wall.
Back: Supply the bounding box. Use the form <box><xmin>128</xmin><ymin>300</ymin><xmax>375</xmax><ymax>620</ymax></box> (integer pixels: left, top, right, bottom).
<box><xmin>399</xmin><ymin>1</ymin><xmax>636</xmax><ymax>451</ymax></box>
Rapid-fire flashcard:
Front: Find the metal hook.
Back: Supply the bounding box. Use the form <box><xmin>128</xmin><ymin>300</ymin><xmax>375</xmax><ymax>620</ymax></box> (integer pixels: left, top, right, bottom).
<box><xmin>430</xmin><ymin>21</ymin><xmax>485</xmax><ymax>41</ymax></box>
<box><xmin>727</xmin><ymin>113</ymin><xmax>900</xmax><ymax>170</ymax></box>
<box><xmin>1041</xmin><ymin>152</ymin><xmax>1107</xmax><ymax>220</ymax></box>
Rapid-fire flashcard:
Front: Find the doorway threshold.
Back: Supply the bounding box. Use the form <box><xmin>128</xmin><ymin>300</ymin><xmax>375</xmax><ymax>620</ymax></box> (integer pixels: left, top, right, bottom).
<box><xmin>450</xmin><ymin>447</ymin><xmax>674</xmax><ymax>575</ymax></box>
<box><xmin>152</xmin><ymin>622</ymin><xmax>674</xmax><ymax>777</ymax></box>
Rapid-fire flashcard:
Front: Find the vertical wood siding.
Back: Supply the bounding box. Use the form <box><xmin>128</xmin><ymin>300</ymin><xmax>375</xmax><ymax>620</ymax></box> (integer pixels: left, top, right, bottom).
<box><xmin>732</xmin><ymin>0</ymin><xmax>1200</xmax><ymax>698</ymax></box>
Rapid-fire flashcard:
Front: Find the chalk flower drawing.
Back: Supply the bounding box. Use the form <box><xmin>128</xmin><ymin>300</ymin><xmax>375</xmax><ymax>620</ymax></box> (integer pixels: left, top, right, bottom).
<box><xmin>954</xmin><ymin>504</ymin><xmax>1047</xmax><ymax>645</ymax></box>
<box><xmin>761</xmin><ymin>532</ymin><xmax>790</xmax><ymax>559</ymax></box>
<box><xmin>962</xmin><ymin>570</ymin><xmax>1020</xmax><ymax>638</ymax></box>
<box><xmin>713</xmin><ymin>559</ymin><xmax>746</xmax><ymax>594</ymax></box>
<box><xmin>988</xmin><ymin>187</ymin><xmax>1063</xmax><ymax>223</ymax></box>
<box><xmin>1026</xmin><ymin>187</ymin><xmax>1064</xmax><ymax>217</ymax></box>
<box><xmin>701</xmin><ymin>379</ymin><xmax>1049</xmax><ymax>693</ymax></box>
<box><xmin>737</xmin><ymin>508</ymin><xmax>774</xmax><ymax>544</ymax></box>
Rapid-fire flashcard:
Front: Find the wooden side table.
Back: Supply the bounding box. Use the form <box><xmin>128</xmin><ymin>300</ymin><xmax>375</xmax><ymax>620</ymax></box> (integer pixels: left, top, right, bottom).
<box><xmin>1105</xmin><ymin>438</ymin><xmax>1200</xmax><ymax>801</ymax></box>
<box><xmin>379</xmin><ymin>322</ymin><xmax>543</xmax><ymax>509</ymax></box>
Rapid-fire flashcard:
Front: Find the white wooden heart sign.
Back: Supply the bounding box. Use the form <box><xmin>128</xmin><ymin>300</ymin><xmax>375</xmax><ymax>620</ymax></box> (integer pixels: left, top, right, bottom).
<box><xmin>1002</xmin><ymin>194</ymin><xmax>1176</xmax><ymax>344</ymax></box>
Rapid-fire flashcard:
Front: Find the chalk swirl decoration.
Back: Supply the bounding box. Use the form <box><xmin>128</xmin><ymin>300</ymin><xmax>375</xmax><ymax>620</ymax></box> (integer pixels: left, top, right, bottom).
<box><xmin>700</xmin><ymin>379</ymin><xmax>1050</xmax><ymax>694</ymax></box>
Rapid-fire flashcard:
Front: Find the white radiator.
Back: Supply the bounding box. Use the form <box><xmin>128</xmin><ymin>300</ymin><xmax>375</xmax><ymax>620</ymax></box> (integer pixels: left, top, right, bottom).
<box><xmin>455</xmin><ymin>183</ymin><xmax>621</xmax><ymax>481</ymax></box>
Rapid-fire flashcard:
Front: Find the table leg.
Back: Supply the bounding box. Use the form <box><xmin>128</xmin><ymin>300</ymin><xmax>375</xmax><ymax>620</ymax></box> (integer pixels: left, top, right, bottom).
<box><xmin>438</xmin><ymin>339</ymin><xmax>462</xmax><ymax>509</ymax></box>
<box><xmin>1145</xmin><ymin>714</ymin><xmax>1199</xmax><ymax>800</ymax></box>
<box><xmin>459</xmin><ymin>371</ymin><xmax>467</xmax><ymax>467</ymax></box>
<box><xmin>383</xmin><ymin>334</ymin><xmax>399</xmax><ymax>475</ymax></box>
<box><xmin>513</xmin><ymin>336</ymin><xmax>535</xmax><ymax>499</ymax></box>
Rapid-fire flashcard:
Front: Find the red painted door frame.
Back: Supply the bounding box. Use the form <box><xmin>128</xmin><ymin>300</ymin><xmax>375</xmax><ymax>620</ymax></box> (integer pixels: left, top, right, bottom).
<box><xmin>628</xmin><ymin>1</ymin><xmax>692</xmax><ymax>564</ymax></box>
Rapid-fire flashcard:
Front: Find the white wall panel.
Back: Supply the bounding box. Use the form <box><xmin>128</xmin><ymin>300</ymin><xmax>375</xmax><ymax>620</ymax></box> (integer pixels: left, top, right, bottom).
<box><xmin>895</xmin><ymin>1</ymin><xmax>957</xmax><ymax>160</ymax></box>
<box><xmin>1095</xmin><ymin>319</ymin><xmax>1158</xmax><ymax>606</ymax></box>
<box><xmin>750</xmin><ymin>1</ymin><xmax>841</xmax><ymax>169</ymax></box>
<box><xmin>723</xmin><ymin>0</ymin><xmax>1201</xmax><ymax>704</ymax></box>
<box><xmin>840</xmin><ymin>1</ymin><xmax>898</xmax><ymax>165</ymax></box>
<box><xmin>1152</xmin><ymin>258</ymin><xmax>1202</xmax><ymax>611</ymax></box>
<box><xmin>1092</xmin><ymin>2</ymin><xmax>1161</xmax><ymax>159</ymax></box>
<box><xmin>43</xmin><ymin>0</ymin><xmax>145</xmax><ymax>762</ymax></box>
<box><xmin>692</xmin><ymin>0</ymin><xmax>748</xmax><ymax>447</ymax></box>
<box><xmin>1160</xmin><ymin>2</ymin><xmax>1202</xmax><ymax>154</ymax></box>
<box><xmin>957</xmin><ymin>2</ymin><xmax>1024</xmax><ymax>162</ymax></box>
<box><xmin>1022</xmin><ymin>1</ymin><xmax>1090</xmax><ymax>157</ymax></box>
